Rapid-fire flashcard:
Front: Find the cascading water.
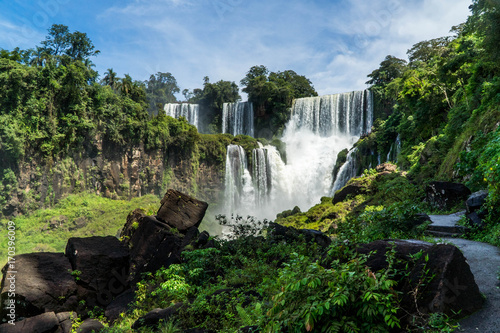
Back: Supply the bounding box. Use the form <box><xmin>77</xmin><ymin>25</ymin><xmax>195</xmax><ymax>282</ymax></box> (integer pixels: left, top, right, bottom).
<box><xmin>224</xmin><ymin>145</ymin><xmax>254</xmax><ymax>214</ymax></box>
<box><xmin>164</xmin><ymin>103</ymin><xmax>199</xmax><ymax>129</ymax></box>
<box><xmin>223</xmin><ymin>89</ymin><xmax>373</xmax><ymax>220</ymax></box>
<box><xmin>252</xmin><ymin>143</ymin><xmax>271</xmax><ymax>207</ymax></box>
<box><xmin>222</xmin><ymin>102</ymin><xmax>254</xmax><ymax>137</ymax></box>
<box><xmin>331</xmin><ymin>148</ymin><xmax>358</xmax><ymax>193</ymax></box>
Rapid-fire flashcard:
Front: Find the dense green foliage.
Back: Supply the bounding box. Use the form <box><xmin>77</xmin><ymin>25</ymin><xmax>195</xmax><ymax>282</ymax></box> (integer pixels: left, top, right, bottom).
<box><xmin>185</xmin><ymin>76</ymin><xmax>241</xmax><ymax>133</ymax></box>
<box><xmin>240</xmin><ymin>65</ymin><xmax>318</xmax><ymax>137</ymax></box>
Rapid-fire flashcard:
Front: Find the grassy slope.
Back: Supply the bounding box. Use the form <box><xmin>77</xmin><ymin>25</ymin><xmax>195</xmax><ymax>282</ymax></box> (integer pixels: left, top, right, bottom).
<box><xmin>0</xmin><ymin>193</ymin><xmax>160</xmax><ymax>272</ymax></box>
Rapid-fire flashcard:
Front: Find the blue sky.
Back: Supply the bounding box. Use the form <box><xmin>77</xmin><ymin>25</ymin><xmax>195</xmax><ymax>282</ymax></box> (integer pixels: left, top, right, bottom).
<box><xmin>1</xmin><ymin>0</ymin><xmax>472</xmax><ymax>99</ymax></box>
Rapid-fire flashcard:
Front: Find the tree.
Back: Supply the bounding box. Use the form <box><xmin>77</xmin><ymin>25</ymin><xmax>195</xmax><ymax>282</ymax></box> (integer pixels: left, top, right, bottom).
<box><xmin>366</xmin><ymin>55</ymin><xmax>407</xmax><ymax>86</ymax></box>
<box><xmin>101</xmin><ymin>68</ymin><xmax>118</xmax><ymax>90</ymax></box>
<box><xmin>240</xmin><ymin>65</ymin><xmax>317</xmax><ymax>136</ymax></box>
<box><xmin>145</xmin><ymin>72</ymin><xmax>180</xmax><ymax>115</ymax></box>
<box><xmin>468</xmin><ymin>0</ymin><xmax>500</xmax><ymax>65</ymax></box>
<box><xmin>39</xmin><ymin>24</ymin><xmax>99</xmax><ymax>62</ymax></box>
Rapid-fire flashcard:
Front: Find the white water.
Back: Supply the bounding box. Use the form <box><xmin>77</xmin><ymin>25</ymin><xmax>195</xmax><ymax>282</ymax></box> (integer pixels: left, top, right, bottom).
<box><xmin>164</xmin><ymin>103</ymin><xmax>199</xmax><ymax>129</ymax></box>
<box><xmin>223</xmin><ymin>90</ymin><xmax>373</xmax><ymax>220</ymax></box>
<box><xmin>222</xmin><ymin>102</ymin><xmax>254</xmax><ymax>137</ymax></box>
<box><xmin>332</xmin><ymin>148</ymin><xmax>358</xmax><ymax>193</ymax></box>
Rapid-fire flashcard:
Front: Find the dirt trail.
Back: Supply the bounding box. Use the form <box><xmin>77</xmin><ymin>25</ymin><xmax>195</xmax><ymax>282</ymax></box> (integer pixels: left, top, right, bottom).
<box><xmin>429</xmin><ymin>214</ymin><xmax>500</xmax><ymax>332</ymax></box>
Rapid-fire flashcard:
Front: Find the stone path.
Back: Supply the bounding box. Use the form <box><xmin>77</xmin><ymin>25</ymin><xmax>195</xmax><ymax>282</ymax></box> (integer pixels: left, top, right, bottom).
<box><xmin>429</xmin><ymin>214</ymin><xmax>500</xmax><ymax>332</ymax></box>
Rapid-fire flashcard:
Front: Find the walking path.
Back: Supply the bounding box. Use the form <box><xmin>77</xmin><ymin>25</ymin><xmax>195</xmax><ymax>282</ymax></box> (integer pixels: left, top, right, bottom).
<box><xmin>429</xmin><ymin>213</ymin><xmax>500</xmax><ymax>332</ymax></box>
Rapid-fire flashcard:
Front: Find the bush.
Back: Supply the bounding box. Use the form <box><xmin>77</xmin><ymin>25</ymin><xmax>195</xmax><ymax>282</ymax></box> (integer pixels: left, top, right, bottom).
<box><xmin>264</xmin><ymin>252</ymin><xmax>400</xmax><ymax>332</ymax></box>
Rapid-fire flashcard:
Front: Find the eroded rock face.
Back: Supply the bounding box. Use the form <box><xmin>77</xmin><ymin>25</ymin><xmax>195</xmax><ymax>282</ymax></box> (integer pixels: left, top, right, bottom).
<box><xmin>426</xmin><ymin>181</ymin><xmax>471</xmax><ymax>210</ymax></box>
<box><xmin>156</xmin><ymin>189</ymin><xmax>209</xmax><ymax>232</ymax></box>
<box><xmin>0</xmin><ymin>253</ymin><xmax>79</xmax><ymax>321</ymax></box>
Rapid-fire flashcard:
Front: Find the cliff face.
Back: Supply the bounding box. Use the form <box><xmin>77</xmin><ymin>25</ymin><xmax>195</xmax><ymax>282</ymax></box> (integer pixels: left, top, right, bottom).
<box><xmin>2</xmin><ymin>137</ymin><xmax>228</xmax><ymax>218</ymax></box>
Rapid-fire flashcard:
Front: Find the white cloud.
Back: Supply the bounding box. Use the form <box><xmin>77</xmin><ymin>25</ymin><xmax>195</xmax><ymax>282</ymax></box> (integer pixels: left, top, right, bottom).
<box><xmin>89</xmin><ymin>0</ymin><xmax>474</xmax><ymax>99</ymax></box>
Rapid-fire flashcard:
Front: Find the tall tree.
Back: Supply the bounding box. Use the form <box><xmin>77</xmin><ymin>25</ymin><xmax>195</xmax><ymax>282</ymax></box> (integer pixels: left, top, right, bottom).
<box><xmin>145</xmin><ymin>72</ymin><xmax>180</xmax><ymax>115</ymax></box>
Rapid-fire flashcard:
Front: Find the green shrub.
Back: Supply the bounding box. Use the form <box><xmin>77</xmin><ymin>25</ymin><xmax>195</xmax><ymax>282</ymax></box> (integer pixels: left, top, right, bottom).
<box><xmin>264</xmin><ymin>252</ymin><xmax>400</xmax><ymax>332</ymax></box>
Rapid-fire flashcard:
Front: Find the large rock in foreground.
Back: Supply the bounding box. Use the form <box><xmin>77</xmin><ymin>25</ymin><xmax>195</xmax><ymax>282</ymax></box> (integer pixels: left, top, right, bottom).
<box><xmin>356</xmin><ymin>240</ymin><xmax>483</xmax><ymax>323</ymax></box>
<box><xmin>65</xmin><ymin>236</ymin><xmax>130</xmax><ymax>291</ymax></box>
<box><xmin>156</xmin><ymin>189</ymin><xmax>208</xmax><ymax>232</ymax></box>
<box><xmin>0</xmin><ymin>253</ymin><xmax>78</xmax><ymax>321</ymax></box>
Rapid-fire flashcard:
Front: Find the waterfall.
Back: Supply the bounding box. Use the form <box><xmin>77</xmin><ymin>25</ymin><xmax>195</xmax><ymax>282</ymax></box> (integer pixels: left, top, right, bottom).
<box><xmin>225</xmin><ymin>145</ymin><xmax>254</xmax><ymax>214</ymax></box>
<box><xmin>290</xmin><ymin>90</ymin><xmax>372</xmax><ymax>137</ymax></box>
<box><xmin>222</xmin><ymin>102</ymin><xmax>254</xmax><ymax>137</ymax></box>
<box><xmin>252</xmin><ymin>143</ymin><xmax>270</xmax><ymax>207</ymax></box>
<box><xmin>222</xmin><ymin>89</ymin><xmax>373</xmax><ymax>220</ymax></box>
<box><xmin>331</xmin><ymin>148</ymin><xmax>358</xmax><ymax>193</ymax></box>
<box><xmin>164</xmin><ymin>103</ymin><xmax>199</xmax><ymax>129</ymax></box>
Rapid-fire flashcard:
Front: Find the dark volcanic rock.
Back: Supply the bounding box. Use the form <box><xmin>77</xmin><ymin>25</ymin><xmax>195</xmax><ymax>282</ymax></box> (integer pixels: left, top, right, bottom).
<box><xmin>466</xmin><ymin>190</ymin><xmax>488</xmax><ymax>214</ymax></box>
<box><xmin>267</xmin><ymin>223</ymin><xmax>331</xmax><ymax>247</ymax></box>
<box><xmin>77</xmin><ymin>318</ymin><xmax>104</xmax><ymax>332</ymax></box>
<box><xmin>56</xmin><ymin>312</ymin><xmax>76</xmax><ymax>333</ymax></box>
<box><xmin>0</xmin><ymin>311</ymin><xmax>59</xmax><ymax>333</ymax></box>
<box><xmin>65</xmin><ymin>236</ymin><xmax>130</xmax><ymax>293</ymax></box>
<box><xmin>401</xmin><ymin>243</ymin><xmax>484</xmax><ymax>318</ymax></box>
<box><xmin>120</xmin><ymin>208</ymin><xmax>146</xmax><ymax>244</ymax></box>
<box><xmin>127</xmin><ymin>215</ymin><xmax>183</xmax><ymax>280</ymax></box>
<box><xmin>355</xmin><ymin>239</ymin><xmax>433</xmax><ymax>272</ymax></box>
<box><xmin>467</xmin><ymin>212</ymin><xmax>485</xmax><ymax>229</ymax></box>
<box><xmin>355</xmin><ymin>239</ymin><xmax>483</xmax><ymax>322</ymax></box>
<box><xmin>156</xmin><ymin>189</ymin><xmax>208</xmax><ymax>232</ymax></box>
<box><xmin>0</xmin><ymin>253</ymin><xmax>78</xmax><ymax>320</ymax></box>
<box><xmin>105</xmin><ymin>289</ymin><xmax>135</xmax><ymax>323</ymax></box>
<box><xmin>426</xmin><ymin>181</ymin><xmax>471</xmax><ymax>210</ymax></box>
<box><xmin>132</xmin><ymin>303</ymin><xmax>183</xmax><ymax>330</ymax></box>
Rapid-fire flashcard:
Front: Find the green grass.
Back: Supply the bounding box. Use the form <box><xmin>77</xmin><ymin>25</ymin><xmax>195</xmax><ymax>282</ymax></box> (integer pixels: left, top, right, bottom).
<box><xmin>0</xmin><ymin>193</ymin><xmax>161</xmax><ymax>272</ymax></box>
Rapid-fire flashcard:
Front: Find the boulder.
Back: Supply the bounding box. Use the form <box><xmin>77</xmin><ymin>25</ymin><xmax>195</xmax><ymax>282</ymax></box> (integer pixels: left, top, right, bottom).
<box><xmin>65</xmin><ymin>236</ymin><xmax>130</xmax><ymax>293</ymax></box>
<box><xmin>76</xmin><ymin>318</ymin><xmax>104</xmax><ymax>333</ymax></box>
<box><xmin>127</xmin><ymin>215</ymin><xmax>183</xmax><ymax>280</ymax></box>
<box><xmin>56</xmin><ymin>312</ymin><xmax>76</xmax><ymax>333</ymax></box>
<box><xmin>332</xmin><ymin>183</ymin><xmax>366</xmax><ymax>205</ymax></box>
<box><xmin>104</xmin><ymin>289</ymin><xmax>135</xmax><ymax>323</ymax></box>
<box><xmin>466</xmin><ymin>190</ymin><xmax>488</xmax><ymax>215</ymax></box>
<box><xmin>467</xmin><ymin>212</ymin><xmax>485</xmax><ymax>229</ymax></box>
<box><xmin>156</xmin><ymin>189</ymin><xmax>209</xmax><ymax>232</ymax></box>
<box><xmin>267</xmin><ymin>223</ymin><xmax>331</xmax><ymax>248</ymax></box>
<box><xmin>131</xmin><ymin>303</ymin><xmax>183</xmax><ymax>330</ymax></box>
<box><xmin>401</xmin><ymin>244</ymin><xmax>484</xmax><ymax>318</ymax></box>
<box><xmin>0</xmin><ymin>253</ymin><xmax>78</xmax><ymax>320</ymax></box>
<box><xmin>0</xmin><ymin>311</ymin><xmax>59</xmax><ymax>333</ymax></box>
<box><xmin>355</xmin><ymin>240</ymin><xmax>483</xmax><ymax>321</ymax></box>
<box><xmin>426</xmin><ymin>181</ymin><xmax>471</xmax><ymax>210</ymax></box>
<box><xmin>355</xmin><ymin>239</ymin><xmax>433</xmax><ymax>272</ymax></box>
<box><xmin>120</xmin><ymin>208</ymin><xmax>146</xmax><ymax>244</ymax></box>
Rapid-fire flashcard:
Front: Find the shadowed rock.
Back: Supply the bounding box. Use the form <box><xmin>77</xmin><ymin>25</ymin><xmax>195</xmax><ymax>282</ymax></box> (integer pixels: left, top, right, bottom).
<box><xmin>0</xmin><ymin>312</ymin><xmax>58</xmax><ymax>333</ymax></box>
<box><xmin>0</xmin><ymin>253</ymin><xmax>78</xmax><ymax>320</ymax></box>
<box><xmin>426</xmin><ymin>181</ymin><xmax>471</xmax><ymax>210</ymax></box>
<box><xmin>156</xmin><ymin>189</ymin><xmax>208</xmax><ymax>232</ymax></box>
